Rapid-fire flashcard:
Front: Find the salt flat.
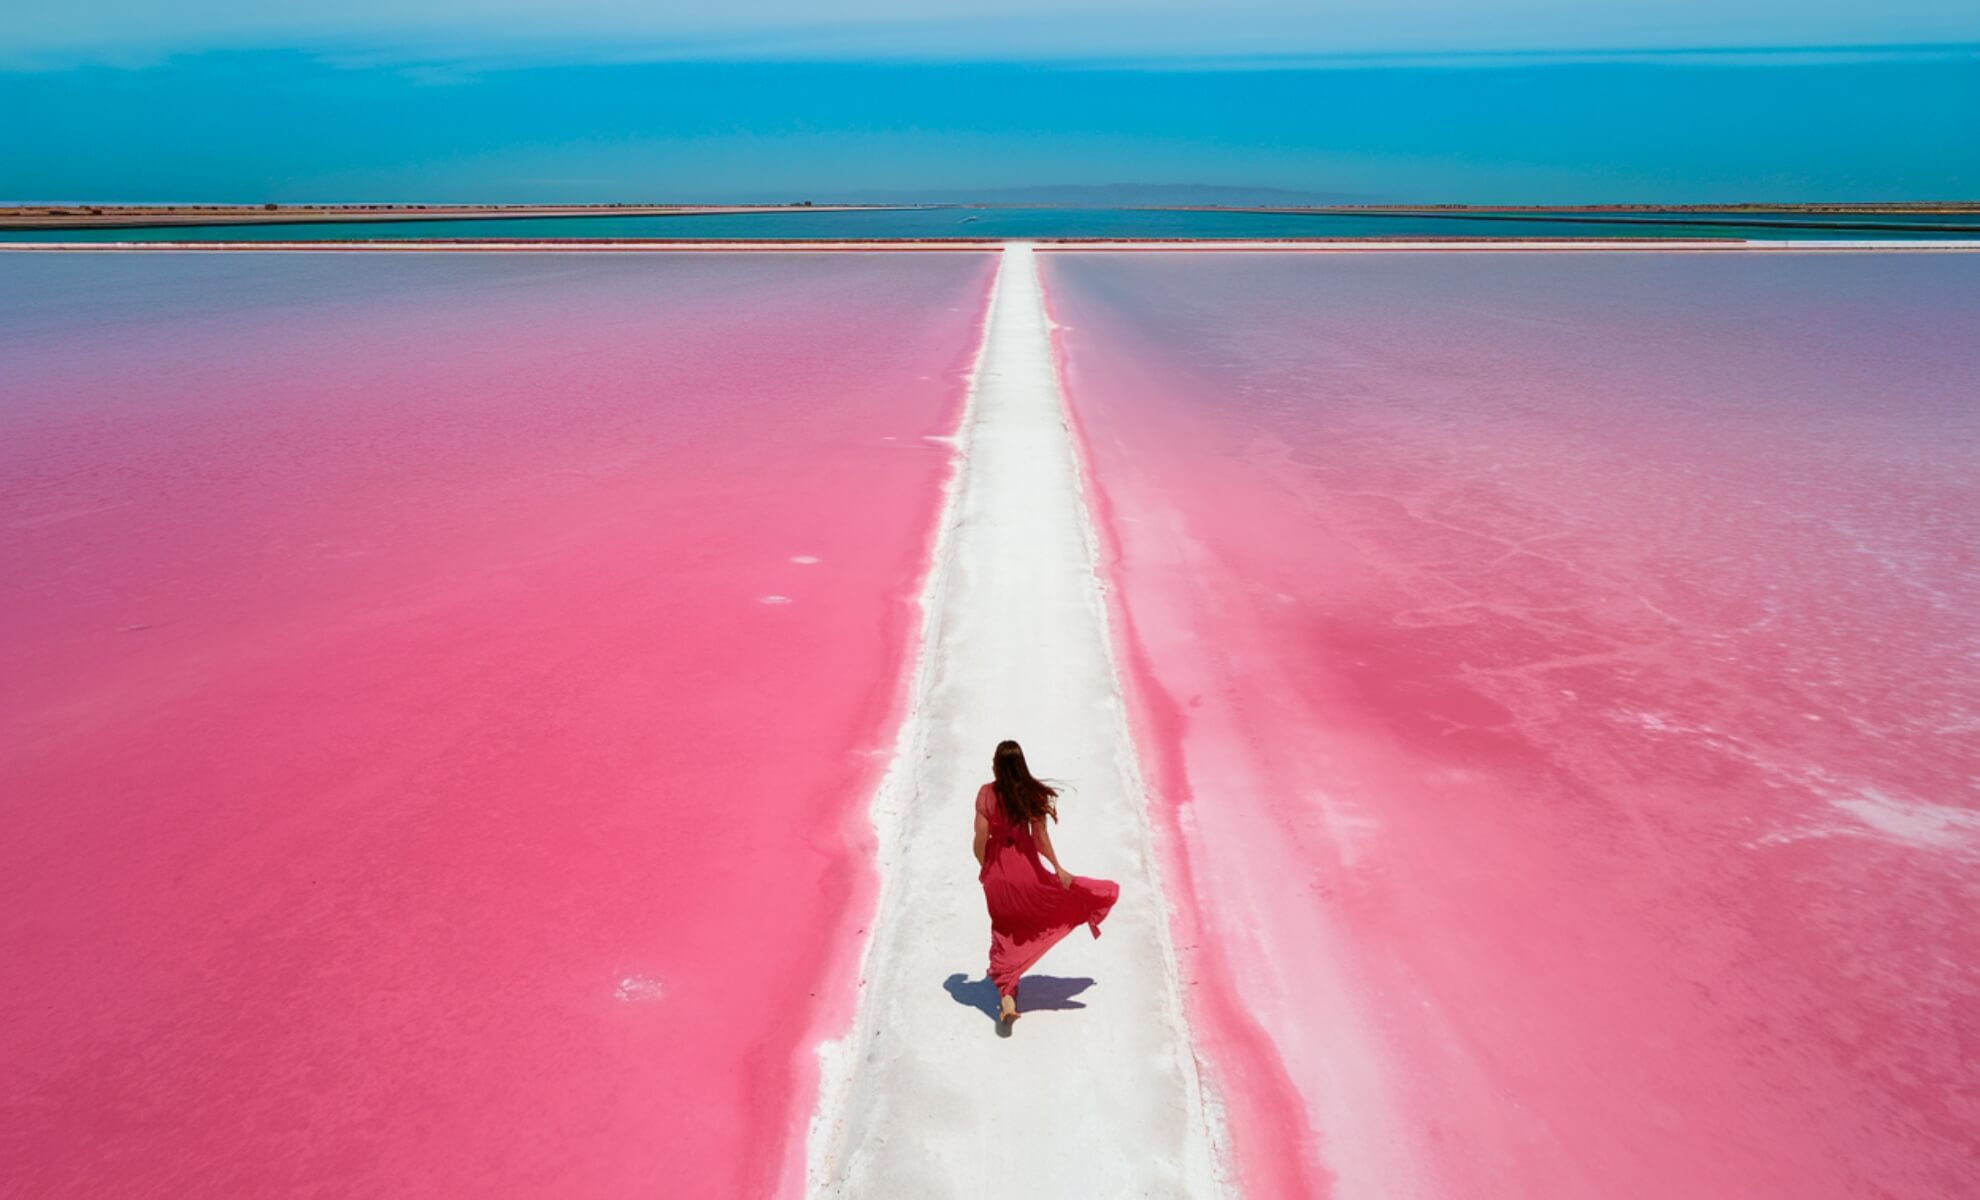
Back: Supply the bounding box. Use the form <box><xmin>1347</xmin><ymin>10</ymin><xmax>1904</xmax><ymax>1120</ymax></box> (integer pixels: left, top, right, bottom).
<box><xmin>807</xmin><ymin>245</ymin><xmax>1228</xmax><ymax>1198</ymax></box>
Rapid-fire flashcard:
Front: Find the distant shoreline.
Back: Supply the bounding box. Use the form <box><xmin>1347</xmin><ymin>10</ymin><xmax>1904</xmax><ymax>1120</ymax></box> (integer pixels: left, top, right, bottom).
<box><xmin>0</xmin><ymin>203</ymin><xmax>917</xmax><ymax>231</ymax></box>
<box><xmin>1213</xmin><ymin>205</ymin><xmax>1980</xmax><ymax>233</ymax></box>
<box><xmin>1237</xmin><ymin>202</ymin><xmax>1980</xmax><ymax>214</ymax></box>
<box><xmin>4</xmin><ymin>201</ymin><xmax>1976</xmax><ymax>233</ymax></box>
<box><xmin>6</xmin><ymin>238</ymin><xmax>1977</xmax><ymax>254</ymax></box>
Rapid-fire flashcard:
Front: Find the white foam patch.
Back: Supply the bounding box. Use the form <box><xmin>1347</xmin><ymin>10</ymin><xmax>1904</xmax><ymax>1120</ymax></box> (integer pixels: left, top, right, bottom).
<box><xmin>1314</xmin><ymin>790</ymin><xmax>1379</xmax><ymax>868</ymax></box>
<box><xmin>760</xmin><ymin>595</ymin><xmax>792</xmax><ymax>605</ymax></box>
<box><xmin>790</xmin><ymin>555</ymin><xmax>821</xmax><ymax>565</ymax></box>
<box><xmin>1751</xmin><ymin>789</ymin><xmax>1980</xmax><ymax>856</ymax></box>
<box><xmin>614</xmin><ymin>975</ymin><xmax>664</xmax><ymax>1003</ymax></box>
<box><xmin>1627</xmin><ymin>711</ymin><xmax>1979</xmax><ymax>858</ymax></box>
<box><xmin>1831</xmin><ymin>790</ymin><xmax>1980</xmax><ymax>852</ymax></box>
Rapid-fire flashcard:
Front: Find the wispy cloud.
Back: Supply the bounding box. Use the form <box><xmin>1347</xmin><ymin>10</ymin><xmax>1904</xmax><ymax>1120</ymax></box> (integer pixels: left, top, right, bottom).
<box><xmin>1103</xmin><ymin>42</ymin><xmax>1980</xmax><ymax>72</ymax></box>
<box><xmin>6</xmin><ymin>1</ymin><xmax>1978</xmax><ymax>71</ymax></box>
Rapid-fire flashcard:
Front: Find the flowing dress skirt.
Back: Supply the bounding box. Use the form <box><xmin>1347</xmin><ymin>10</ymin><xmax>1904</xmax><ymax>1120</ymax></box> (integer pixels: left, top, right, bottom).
<box><xmin>978</xmin><ymin>812</ymin><xmax>1119</xmax><ymax>998</ymax></box>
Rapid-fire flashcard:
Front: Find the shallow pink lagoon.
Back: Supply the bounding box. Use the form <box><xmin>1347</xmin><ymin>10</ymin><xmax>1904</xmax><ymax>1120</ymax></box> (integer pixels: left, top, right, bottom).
<box><xmin>1</xmin><ymin>251</ymin><xmax>994</xmax><ymax>1195</ymax></box>
<box><xmin>1045</xmin><ymin>252</ymin><xmax>1980</xmax><ymax>1198</ymax></box>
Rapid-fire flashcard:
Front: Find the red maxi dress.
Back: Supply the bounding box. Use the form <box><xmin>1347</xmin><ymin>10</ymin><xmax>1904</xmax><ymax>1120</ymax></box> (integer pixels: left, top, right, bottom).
<box><xmin>977</xmin><ymin>785</ymin><xmax>1120</xmax><ymax>997</ymax></box>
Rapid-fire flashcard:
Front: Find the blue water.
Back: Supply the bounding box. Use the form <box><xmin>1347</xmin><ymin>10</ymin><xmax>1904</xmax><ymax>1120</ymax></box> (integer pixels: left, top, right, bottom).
<box><xmin>5</xmin><ymin>206</ymin><xmax>1977</xmax><ymax>242</ymax></box>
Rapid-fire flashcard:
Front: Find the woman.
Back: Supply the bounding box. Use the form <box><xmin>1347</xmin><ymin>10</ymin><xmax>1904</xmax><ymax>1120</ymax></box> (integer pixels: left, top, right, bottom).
<box><xmin>973</xmin><ymin>740</ymin><xmax>1120</xmax><ymax>1030</ymax></box>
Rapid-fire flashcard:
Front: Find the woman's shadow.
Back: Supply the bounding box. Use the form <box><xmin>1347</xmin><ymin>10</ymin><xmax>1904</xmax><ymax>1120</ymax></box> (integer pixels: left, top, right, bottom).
<box><xmin>943</xmin><ymin>972</ymin><xmax>1096</xmax><ymax>1025</ymax></box>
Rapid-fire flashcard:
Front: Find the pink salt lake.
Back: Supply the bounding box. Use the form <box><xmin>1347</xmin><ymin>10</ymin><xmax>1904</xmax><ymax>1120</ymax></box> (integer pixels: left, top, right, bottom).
<box><xmin>1</xmin><ymin>250</ymin><xmax>995</xmax><ymax>1196</ymax></box>
<box><xmin>1046</xmin><ymin>250</ymin><xmax>1980</xmax><ymax>1200</ymax></box>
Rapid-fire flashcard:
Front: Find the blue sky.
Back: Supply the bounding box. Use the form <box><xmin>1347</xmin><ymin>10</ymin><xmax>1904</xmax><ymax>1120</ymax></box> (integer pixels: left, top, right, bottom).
<box><xmin>3</xmin><ymin>3</ymin><xmax>1977</xmax><ymax>202</ymax></box>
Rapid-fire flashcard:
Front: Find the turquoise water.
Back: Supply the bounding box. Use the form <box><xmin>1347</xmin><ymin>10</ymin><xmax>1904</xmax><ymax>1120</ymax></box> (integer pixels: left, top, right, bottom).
<box><xmin>5</xmin><ymin>206</ymin><xmax>1978</xmax><ymax>242</ymax></box>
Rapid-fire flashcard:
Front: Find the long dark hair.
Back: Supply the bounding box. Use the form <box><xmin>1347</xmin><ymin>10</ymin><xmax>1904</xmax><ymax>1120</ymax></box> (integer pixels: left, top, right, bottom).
<box><xmin>992</xmin><ymin>739</ymin><xmax>1058</xmax><ymax>825</ymax></box>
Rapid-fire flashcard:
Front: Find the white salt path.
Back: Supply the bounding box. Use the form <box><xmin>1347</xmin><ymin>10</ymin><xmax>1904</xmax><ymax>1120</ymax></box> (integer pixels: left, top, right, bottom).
<box><xmin>807</xmin><ymin>246</ymin><xmax>1229</xmax><ymax>1197</ymax></box>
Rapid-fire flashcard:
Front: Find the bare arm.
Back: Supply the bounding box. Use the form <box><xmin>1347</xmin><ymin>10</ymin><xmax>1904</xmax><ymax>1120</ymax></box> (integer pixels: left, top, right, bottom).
<box><xmin>1032</xmin><ymin>818</ymin><xmax>1073</xmax><ymax>887</ymax></box>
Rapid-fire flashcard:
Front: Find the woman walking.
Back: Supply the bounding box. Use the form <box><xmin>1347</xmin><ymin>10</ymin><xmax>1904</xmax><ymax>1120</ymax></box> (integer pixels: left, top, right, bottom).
<box><xmin>973</xmin><ymin>739</ymin><xmax>1119</xmax><ymax>1031</ymax></box>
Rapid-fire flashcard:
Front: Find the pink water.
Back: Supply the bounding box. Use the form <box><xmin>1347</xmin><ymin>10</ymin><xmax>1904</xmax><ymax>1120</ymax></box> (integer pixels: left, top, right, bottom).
<box><xmin>1</xmin><ymin>251</ymin><xmax>995</xmax><ymax>1196</ymax></box>
<box><xmin>1045</xmin><ymin>252</ymin><xmax>1980</xmax><ymax>1198</ymax></box>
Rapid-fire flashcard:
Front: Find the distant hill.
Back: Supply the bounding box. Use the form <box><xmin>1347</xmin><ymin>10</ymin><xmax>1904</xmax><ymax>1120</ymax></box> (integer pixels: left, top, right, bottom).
<box><xmin>815</xmin><ymin>184</ymin><xmax>1376</xmax><ymax>208</ymax></box>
